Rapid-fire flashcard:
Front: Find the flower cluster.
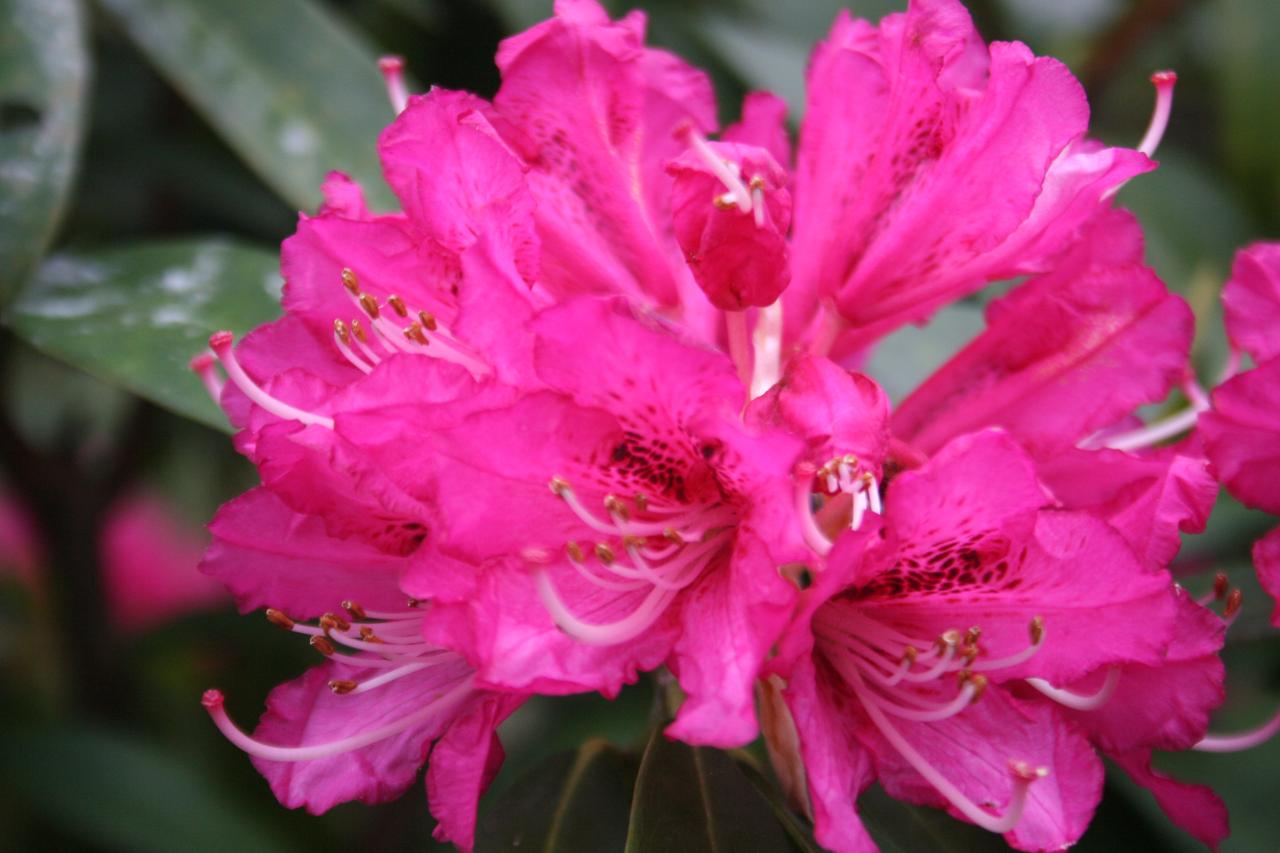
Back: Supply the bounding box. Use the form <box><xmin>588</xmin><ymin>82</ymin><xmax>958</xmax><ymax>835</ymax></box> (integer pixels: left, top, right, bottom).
<box><xmin>192</xmin><ymin>0</ymin><xmax>1278</xmax><ymax>849</ymax></box>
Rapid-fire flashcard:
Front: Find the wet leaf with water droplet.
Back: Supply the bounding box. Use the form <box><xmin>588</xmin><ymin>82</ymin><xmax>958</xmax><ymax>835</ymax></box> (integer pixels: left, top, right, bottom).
<box><xmin>0</xmin><ymin>0</ymin><xmax>88</xmax><ymax>311</ymax></box>
<box><xmin>5</xmin><ymin>238</ymin><xmax>281</xmax><ymax>432</ymax></box>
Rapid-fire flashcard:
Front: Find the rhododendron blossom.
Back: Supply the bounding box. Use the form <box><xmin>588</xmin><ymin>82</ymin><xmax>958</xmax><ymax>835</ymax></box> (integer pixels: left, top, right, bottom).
<box><xmin>187</xmin><ymin>0</ymin><xmax>1278</xmax><ymax>849</ymax></box>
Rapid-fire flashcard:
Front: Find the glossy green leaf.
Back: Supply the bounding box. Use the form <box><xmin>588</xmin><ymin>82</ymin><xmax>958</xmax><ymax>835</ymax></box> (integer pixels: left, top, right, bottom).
<box><xmin>857</xmin><ymin>784</ymin><xmax>1009</xmax><ymax>853</ymax></box>
<box><xmin>624</xmin><ymin>729</ymin><xmax>805</xmax><ymax>853</ymax></box>
<box><xmin>1</xmin><ymin>727</ymin><xmax>292</xmax><ymax>853</ymax></box>
<box><xmin>0</xmin><ymin>0</ymin><xmax>88</xmax><ymax>310</ymax></box>
<box><xmin>6</xmin><ymin>239</ymin><xmax>281</xmax><ymax>432</ymax></box>
<box><xmin>1214</xmin><ymin>0</ymin><xmax>1280</xmax><ymax>216</ymax></box>
<box><xmin>98</xmin><ymin>0</ymin><xmax>399</xmax><ymax>212</ymax></box>
<box><xmin>476</xmin><ymin>739</ymin><xmax>639</xmax><ymax>853</ymax></box>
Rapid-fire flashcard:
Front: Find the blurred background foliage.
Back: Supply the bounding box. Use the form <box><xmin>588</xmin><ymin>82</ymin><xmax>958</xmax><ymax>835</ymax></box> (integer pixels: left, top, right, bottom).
<box><xmin>0</xmin><ymin>0</ymin><xmax>1277</xmax><ymax>850</ymax></box>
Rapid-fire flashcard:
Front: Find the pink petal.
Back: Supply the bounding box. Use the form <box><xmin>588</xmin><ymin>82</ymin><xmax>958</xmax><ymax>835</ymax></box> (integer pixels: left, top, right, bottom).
<box><xmin>427</xmin><ymin>692</ymin><xmax>524</xmax><ymax>851</ymax></box>
<box><xmin>723</xmin><ymin>91</ymin><xmax>792</xmax><ymax>170</ymax></box>
<box><xmin>788</xmin><ymin>0</ymin><xmax>1149</xmax><ymax>347</ymax></box>
<box><xmin>201</xmin><ymin>488</ymin><xmax>407</xmax><ymax>617</ymax></box>
<box><xmin>1065</xmin><ymin>593</ymin><xmax>1224</xmax><ymax>753</ymax></box>
<box><xmin>100</xmin><ymin>492</ymin><xmax>225</xmax><ymax>633</ymax></box>
<box><xmin>860</xmin><ymin>687</ymin><xmax>1103</xmax><ymax>852</ymax></box>
<box><xmin>782</xmin><ymin>657</ymin><xmax>879</xmax><ymax>853</ymax></box>
<box><xmin>1110</xmin><ymin>749</ymin><xmax>1229</xmax><ymax>850</ymax></box>
<box><xmin>1201</xmin><ymin>360</ymin><xmax>1280</xmax><ymax>514</ymax></box>
<box><xmin>379</xmin><ymin>88</ymin><xmax>538</xmax><ymax>285</ymax></box>
<box><xmin>492</xmin><ymin>0</ymin><xmax>715</xmax><ymax>306</ymax></box>
<box><xmin>1255</xmin><ymin>526</ymin><xmax>1280</xmax><ymax>627</ymax></box>
<box><xmin>666</xmin><ymin>141</ymin><xmax>791</xmax><ymax>310</ymax></box>
<box><xmin>745</xmin><ymin>355</ymin><xmax>891</xmax><ymax>472</ymax></box>
<box><xmin>893</xmin><ymin>223</ymin><xmax>1192</xmax><ymax>456</ymax></box>
<box><xmin>249</xmin><ymin>656</ymin><xmax>473</xmax><ymax>814</ymax></box>
<box><xmin>317</xmin><ymin>171</ymin><xmax>369</xmax><ymax>218</ymax></box>
<box><xmin>1034</xmin><ymin>442</ymin><xmax>1217</xmax><ymax>572</ymax></box>
<box><xmin>1222</xmin><ymin>242</ymin><xmax>1280</xmax><ymax>363</ymax></box>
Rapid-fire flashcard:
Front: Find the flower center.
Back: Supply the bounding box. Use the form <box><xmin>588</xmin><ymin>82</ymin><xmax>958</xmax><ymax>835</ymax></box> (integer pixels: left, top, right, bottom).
<box><xmin>796</xmin><ymin>454</ymin><xmax>882</xmax><ymax>556</ymax></box>
<box><xmin>529</xmin><ymin>477</ymin><xmax>735</xmax><ymax>645</ymax></box>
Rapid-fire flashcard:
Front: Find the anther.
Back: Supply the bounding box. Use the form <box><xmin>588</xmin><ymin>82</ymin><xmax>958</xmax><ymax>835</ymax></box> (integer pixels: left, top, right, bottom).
<box><xmin>566</xmin><ymin>541</ymin><xmax>585</xmax><ymax>563</ymax></box>
<box><xmin>1213</xmin><ymin>572</ymin><xmax>1229</xmax><ymax>600</ymax></box>
<box><xmin>748</xmin><ymin>175</ymin><xmax>765</xmax><ymax>190</ymax></box>
<box><xmin>328</xmin><ymin>679</ymin><xmax>358</xmax><ymax>695</ymax></box>
<box><xmin>359</xmin><ymin>293</ymin><xmax>381</xmax><ymax>319</ymax></box>
<box><xmin>634</xmin><ymin>493</ymin><xmax>649</xmax><ymax>512</ymax></box>
<box><xmin>595</xmin><ymin>543</ymin><xmax>616</xmax><ymax>564</ymax></box>
<box><xmin>321</xmin><ymin>612</ymin><xmax>351</xmax><ymax>633</ymax></box>
<box><xmin>418</xmin><ymin>310</ymin><xmax>438</xmax><ymax>331</ymax></box>
<box><xmin>1029</xmin><ymin>616</ymin><xmax>1045</xmax><ymax>645</ymax></box>
<box><xmin>386</xmin><ymin>294</ymin><xmax>408</xmax><ymax>317</ymax></box>
<box><xmin>968</xmin><ymin>674</ymin><xmax>989</xmax><ymax>702</ymax></box>
<box><xmin>663</xmin><ymin>527</ymin><xmax>685</xmax><ymax>544</ymax></box>
<box><xmin>403</xmin><ymin>323</ymin><xmax>428</xmax><ymax>345</ymax></box>
<box><xmin>964</xmin><ymin>627</ymin><xmax>982</xmax><ymax>646</ymax></box>
<box><xmin>333</xmin><ymin>318</ymin><xmax>350</xmax><ymax>344</ymax></box>
<box><xmin>903</xmin><ymin>646</ymin><xmax>918</xmax><ymax>665</ymax></box>
<box><xmin>604</xmin><ymin>495</ymin><xmax>630</xmax><ymax>521</ymax></box>
<box><xmin>1008</xmin><ymin>760</ymin><xmax>1049</xmax><ymax>783</ymax></box>
<box><xmin>342</xmin><ymin>600</ymin><xmax>367</xmax><ymax>620</ymax></box>
<box><xmin>351</xmin><ymin>319</ymin><xmax>368</xmax><ymax>343</ymax></box>
<box><xmin>358</xmin><ymin>626</ymin><xmax>382</xmax><ymax>643</ymax></box>
<box><xmin>406</xmin><ymin>597</ymin><xmax>420</xmax><ymax>608</ymax></box>
<box><xmin>265</xmin><ymin>608</ymin><xmax>295</xmax><ymax>630</ymax></box>
<box><xmin>341</xmin><ymin>267</ymin><xmax>359</xmax><ymax>294</ymax></box>
<box><xmin>1224</xmin><ymin>589</ymin><xmax>1243</xmax><ymax>620</ymax></box>
<box><xmin>938</xmin><ymin>629</ymin><xmax>961</xmax><ymax>649</ymax></box>
<box><xmin>713</xmin><ymin>196</ymin><xmax>736</xmax><ymax>210</ymax></box>
<box><xmin>960</xmin><ymin>644</ymin><xmax>980</xmax><ymax>665</ymax></box>
<box><xmin>310</xmin><ymin>635</ymin><xmax>336</xmax><ymax>656</ymax></box>
<box><xmin>549</xmin><ymin>476</ymin><xmax>571</xmax><ymax>497</ymax></box>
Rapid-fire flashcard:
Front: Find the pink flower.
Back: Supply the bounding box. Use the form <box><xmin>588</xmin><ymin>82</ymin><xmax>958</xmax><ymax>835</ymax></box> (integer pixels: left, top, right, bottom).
<box><xmin>200</xmin><ymin>488</ymin><xmax>522</xmax><ymax>850</ymax></box>
<box><xmin>0</xmin><ymin>489</ymin><xmax>224</xmax><ymax>634</ymax></box>
<box><xmin>784</xmin><ymin>0</ymin><xmax>1155</xmax><ymax>354</ymax></box>
<box><xmin>1201</xmin><ymin>243</ymin><xmax>1280</xmax><ymax>625</ymax></box>
<box><xmin>773</xmin><ymin>430</ymin><xmax>1180</xmax><ymax>851</ymax></box>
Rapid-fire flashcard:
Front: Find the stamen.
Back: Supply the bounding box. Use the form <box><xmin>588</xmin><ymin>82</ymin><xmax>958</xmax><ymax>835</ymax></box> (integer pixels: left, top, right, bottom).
<box><xmin>202</xmin><ymin>680</ymin><xmax>473</xmax><ymax>762</ymax></box>
<box><xmin>795</xmin><ymin>470</ymin><xmax>833</xmax><ymax>556</ymax></box>
<box><xmin>677</xmin><ymin>124</ymin><xmax>752</xmax><ymax>213</ymax></box>
<box><xmin>378</xmin><ymin>56</ymin><xmax>410</xmax><ymax>114</ymax></box>
<box><xmin>750</xmin><ymin>299</ymin><xmax>783</xmax><ymax>399</ymax></box>
<box><xmin>341</xmin><ymin>267</ymin><xmax>360</xmax><ymax>295</ymax></box>
<box><xmin>1138</xmin><ymin>71</ymin><xmax>1176</xmax><ymax>158</ymax></box>
<box><xmin>846</xmin><ymin>668</ymin><xmax>1044</xmax><ymax>834</ymax></box>
<box><xmin>725</xmin><ymin>311</ymin><xmax>753</xmax><ymax>392</ymax></box>
<box><xmin>1025</xmin><ymin>668</ymin><xmax>1120</xmax><ymax>711</ymax></box>
<box><xmin>208</xmin><ymin>331</ymin><xmax>334</xmax><ymax>429</ymax></box>
<box><xmin>536</xmin><ymin>571</ymin><xmax>676</xmax><ymax>646</ymax></box>
<box><xmin>1097</xmin><ymin>407</ymin><xmax>1198</xmax><ymax>451</ymax></box>
<box><xmin>332</xmin><ymin>319</ymin><xmax>374</xmax><ymax>374</ymax></box>
<box><xmin>265</xmin><ymin>608</ymin><xmax>295</xmax><ymax>630</ymax></box>
<box><xmin>1223</xmin><ymin>589</ymin><xmax>1243</xmax><ymax>622</ymax></box>
<box><xmin>972</xmin><ymin>617</ymin><xmax>1045</xmax><ymax>672</ymax></box>
<box><xmin>189</xmin><ymin>352</ymin><xmax>225</xmax><ymax>403</ymax></box>
<box><xmin>1194</xmin><ymin>704</ymin><xmax>1280</xmax><ymax>752</ymax></box>
<box><xmin>386</xmin><ymin>295</ymin><xmax>408</xmax><ymax>317</ymax></box>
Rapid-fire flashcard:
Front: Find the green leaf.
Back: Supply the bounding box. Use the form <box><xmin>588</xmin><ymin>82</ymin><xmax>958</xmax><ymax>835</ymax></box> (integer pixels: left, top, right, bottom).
<box><xmin>476</xmin><ymin>739</ymin><xmax>640</xmax><ymax>853</ymax></box>
<box><xmin>5</xmin><ymin>239</ymin><xmax>281</xmax><ymax>432</ymax></box>
<box><xmin>1</xmin><ymin>727</ymin><xmax>292</xmax><ymax>853</ymax></box>
<box><xmin>0</xmin><ymin>0</ymin><xmax>88</xmax><ymax>311</ymax></box>
<box><xmin>1214</xmin><ymin>0</ymin><xmax>1280</xmax><ymax>216</ymax></box>
<box><xmin>624</xmin><ymin>729</ymin><xmax>805</xmax><ymax>853</ymax></box>
<box><xmin>98</xmin><ymin>0</ymin><xmax>399</xmax><ymax>212</ymax></box>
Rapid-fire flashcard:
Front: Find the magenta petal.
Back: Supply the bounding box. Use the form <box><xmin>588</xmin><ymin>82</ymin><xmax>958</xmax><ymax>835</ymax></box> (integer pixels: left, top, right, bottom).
<box><xmin>1035</xmin><ymin>442</ymin><xmax>1217</xmax><ymax>572</ymax></box>
<box><xmin>492</xmin><ymin>0</ymin><xmax>714</xmax><ymax>306</ymax></box>
<box><xmin>1201</xmin><ymin>360</ymin><xmax>1280</xmax><ymax>514</ymax></box>
<box><xmin>379</xmin><ymin>88</ymin><xmax>539</xmax><ymax>285</ymax></box>
<box><xmin>723</xmin><ymin>91</ymin><xmax>792</xmax><ymax>170</ymax></box>
<box><xmin>862</xmin><ymin>688</ymin><xmax>1102</xmax><ymax>852</ymax></box>
<box><xmin>427</xmin><ymin>692</ymin><xmax>524</xmax><ymax>851</ymax></box>
<box><xmin>249</xmin><ymin>657</ymin><xmax>473</xmax><ymax>814</ymax></box>
<box><xmin>318</xmin><ymin>171</ymin><xmax>369</xmax><ymax>218</ymax></box>
<box><xmin>784</xmin><ymin>657</ymin><xmax>879</xmax><ymax>853</ymax></box>
<box><xmin>201</xmin><ymin>488</ymin><xmax>407</xmax><ymax>617</ymax></box>
<box><xmin>1222</xmin><ymin>242</ymin><xmax>1280</xmax><ymax>363</ymax></box>
<box><xmin>894</xmin><ymin>229</ymin><xmax>1193</xmax><ymax>456</ymax></box>
<box><xmin>1110</xmin><ymin>749</ymin><xmax>1230</xmax><ymax>850</ymax></box>
<box><xmin>746</xmin><ymin>355</ymin><xmax>891</xmax><ymax>472</ymax></box>
<box><xmin>1255</xmin><ymin>526</ymin><xmax>1280</xmax><ymax>627</ymax></box>
<box><xmin>667</xmin><ymin>141</ymin><xmax>791</xmax><ymax>310</ymax></box>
